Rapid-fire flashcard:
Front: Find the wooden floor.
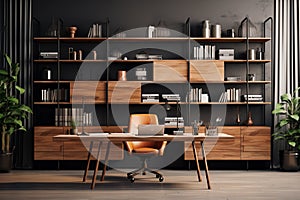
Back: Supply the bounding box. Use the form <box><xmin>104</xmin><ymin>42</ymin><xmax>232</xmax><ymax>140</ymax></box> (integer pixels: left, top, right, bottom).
<box><xmin>0</xmin><ymin>169</ymin><xmax>299</xmax><ymax>200</ymax></box>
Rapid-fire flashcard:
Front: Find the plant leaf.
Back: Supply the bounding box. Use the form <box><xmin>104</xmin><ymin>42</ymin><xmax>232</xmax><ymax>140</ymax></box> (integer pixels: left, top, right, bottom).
<box><xmin>288</xmin><ymin>141</ymin><xmax>296</xmax><ymax>147</ymax></box>
<box><xmin>281</xmin><ymin>93</ymin><xmax>291</xmax><ymax>103</ymax></box>
<box><xmin>7</xmin><ymin>97</ymin><xmax>19</xmax><ymax>104</ymax></box>
<box><xmin>15</xmin><ymin>85</ymin><xmax>25</xmax><ymax>94</ymax></box>
<box><xmin>290</xmin><ymin>114</ymin><xmax>299</xmax><ymax>121</ymax></box>
<box><xmin>0</xmin><ymin>69</ymin><xmax>8</xmax><ymax>75</ymax></box>
<box><xmin>4</xmin><ymin>54</ymin><xmax>12</xmax><ymax>67</ymax></box>
<box><xmin>279</xmin><ymin>120</ymin><xmax>289</xmax><ymax>127</ymax></box>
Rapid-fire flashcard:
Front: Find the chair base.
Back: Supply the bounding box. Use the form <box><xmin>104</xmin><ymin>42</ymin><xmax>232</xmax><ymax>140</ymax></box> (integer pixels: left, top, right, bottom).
<box><xmin>126</xmin><ymin>159</ymin><xmax>164</xmax><ymax>183</ymax></box>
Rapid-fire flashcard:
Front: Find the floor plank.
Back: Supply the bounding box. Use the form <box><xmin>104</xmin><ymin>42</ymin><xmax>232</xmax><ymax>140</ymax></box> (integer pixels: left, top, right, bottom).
<box><xmin>0</xmin><ymin>170</ymin><xmax>299</xmax><ymax>200</ymax></box>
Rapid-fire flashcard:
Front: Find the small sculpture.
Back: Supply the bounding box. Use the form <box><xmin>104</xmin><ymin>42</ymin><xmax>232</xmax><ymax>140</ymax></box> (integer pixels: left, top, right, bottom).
<box><xmin>69</xmin><ymin>26</ymin><xmax>77</xmax><ymax>38</ymax></box>
<box><xmin>191</xmin><ymin>120</ymin><xmax>203</xmax><ymax>135</ymax></box>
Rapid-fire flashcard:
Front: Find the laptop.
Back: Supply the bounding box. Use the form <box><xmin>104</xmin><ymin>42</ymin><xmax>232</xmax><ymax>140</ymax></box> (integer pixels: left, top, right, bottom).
<box><xmin>137</xmin><ymin>124</ymin><xmax>165</xmax><ymax>136</ymax></box>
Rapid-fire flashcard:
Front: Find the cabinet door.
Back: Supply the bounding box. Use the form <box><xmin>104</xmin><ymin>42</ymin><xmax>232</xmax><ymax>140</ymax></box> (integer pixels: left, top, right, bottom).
<box><xmin>241</xmin><ymin>126</ymin><xmax>271</xmax><ymax>160</ymax></box>
<box><xmin>34</xmin><ymin>126</ymin><xmax>64</xmax><ymax>160</ymax></box>
<box><xmin>153</xmin><ymin>60</ymin><xmax>188</xmax><ymax>82</ymax></box>
<box><xmin>62</xmin><ymin>141</ymin><xmax>124</xmax><ymax>160</ymax></box>
<box><xmin>190</xmin><ymin>60</ymin><xmax>224</xmax><ymax>82</ymax></box>
<box><xmin>108</xmin><ymin>81</ymin><xmax>141</xmax><ymax>103</ymax></box>
<box><xmin>184</xmin><ymin>126</ymin><xmax>240</xmax><ymax>160</ymax></box>
<box><xmin>70</xmin><ymin>81</ymin><xmax>106</xmax><ymax>104</ymax></box>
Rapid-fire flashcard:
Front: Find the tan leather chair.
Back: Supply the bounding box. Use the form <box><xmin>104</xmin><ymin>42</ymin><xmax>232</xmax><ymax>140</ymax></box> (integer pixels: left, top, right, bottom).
<box><xmin>125</xmin><ymin>114</ymin><xmax>167</xmax><ymax>182</ymax></box>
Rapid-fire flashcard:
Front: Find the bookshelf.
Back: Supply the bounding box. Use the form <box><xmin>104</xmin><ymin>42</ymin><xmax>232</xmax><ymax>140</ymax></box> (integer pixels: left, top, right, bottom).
<box><xmin>33</xmin><ymin>17</ymin><xmax>272</xmax><ymax>162</ymax></box>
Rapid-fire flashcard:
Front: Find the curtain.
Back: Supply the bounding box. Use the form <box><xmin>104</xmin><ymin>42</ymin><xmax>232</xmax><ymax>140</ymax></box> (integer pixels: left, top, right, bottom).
<box><xmin>273</xmin><ymin>0</ymin><xmax>300</xmax><ymax>167</ymax></box>
<box><xmin>1</xmin><ymin>0</ymin><xmax>33</xmax><ymax>168</ymax></box>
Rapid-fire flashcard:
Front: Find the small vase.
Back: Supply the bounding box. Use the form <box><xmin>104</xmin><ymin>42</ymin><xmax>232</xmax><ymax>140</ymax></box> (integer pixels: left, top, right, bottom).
<box><xmin>46</xmin><ymin>17</ymin><xmax>58</xmax><ymax>37</ymax></box>
<box><xmin>247</xmin><ymin>111</ymin><xmax>253</xmax><ymax>126</ymax></box>
<box><xmin>236</xmin><ymin>107</ymin><xmax>241</xmax><ymax>125</ymax></box>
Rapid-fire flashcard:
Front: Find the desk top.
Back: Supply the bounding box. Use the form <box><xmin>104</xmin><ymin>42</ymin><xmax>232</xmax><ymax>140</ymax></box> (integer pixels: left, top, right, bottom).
<box><xmin>53</xmin><ymin>133</ymin><xmax>233</xmax><ymax>142</ymax></box>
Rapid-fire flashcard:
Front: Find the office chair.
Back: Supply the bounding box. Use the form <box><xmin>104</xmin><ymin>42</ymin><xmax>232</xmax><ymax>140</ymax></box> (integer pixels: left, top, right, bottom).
<box><xmin>125</xmin><ymin>114</ymin><xmax>167</xmax><ymax>182</ymax></box>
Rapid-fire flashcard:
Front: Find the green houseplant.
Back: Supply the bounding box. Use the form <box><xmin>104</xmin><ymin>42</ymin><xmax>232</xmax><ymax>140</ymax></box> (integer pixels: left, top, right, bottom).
<box><xmin>0</xmin><ymin>54</ymin><xmax>32</xmax><ymax>171</ymax></box>
<box><xmin>70</xmin><ymin>119</ymin><xmax>78</xmax><ymax>135</ymax></box>
<box><xmin>272</xmin><ymin>87</ymin><xmax>300</xmax><ymax>171</ymax></box>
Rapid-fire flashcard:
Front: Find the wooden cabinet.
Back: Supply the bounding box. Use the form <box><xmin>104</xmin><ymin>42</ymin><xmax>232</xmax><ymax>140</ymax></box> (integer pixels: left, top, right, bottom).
<box><xmin>34</xmin><ymin>126</ymin><xmax>124</xmax><ymax>161</ymax></box>
<box><xmin>108</xmin><ymin>81</ymin><xmax>141</xmax><ymax>104</ymax></box>
<box><xmin>241</xmin><ymin>126</ymin><xmax>271</xmax><ymax>160</ymax></box>
<box><xmin>153</xmin><ymin>60</ymin><xmax>188</xmax><ymax>82</ymax></box>
<box><xmin>184</xmin><ymin>126</ymin><xmax>241</xmax><ymax>160</ymax></box>
<box><xmin>70</xmin><ymin>81</ymin><xmax>106</xmax><ymax>104</ymax></box>
<box><xmin>34</xmin><ymin>127</ymin><xmax>64</xmax><ymax>160</ymax></box>
<box><xmin>184</xmin><ymin>126</ymin><xmax>270</xmax><ymax>161</ymax></box>
<box><xmin>190</xmin><ymin>60</ymin><xmax>224</xmax><ymax>83</ymax></box>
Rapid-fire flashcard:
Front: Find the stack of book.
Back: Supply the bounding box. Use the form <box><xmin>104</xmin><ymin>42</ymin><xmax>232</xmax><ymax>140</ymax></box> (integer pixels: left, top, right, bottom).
<box><xmin>136</xmin><ymin>68</ymin><xmax>147</xmax><ymax>80</ymax></box>
<box><xmin>87</xmin><ymin>23</ymin><xmax>102</xmax><ymax>38</ymax></box>
<box><xmin>54</xmin><ymin>108</ymin><xmax>93</xmax><ymax>127</ymax></box>
<box><xmin>41</xmin><ymin>88</ymin><xmax>69</xmax><ymax>102</ymax></box>
<box><xmin>164</xmin><ymin>117</ymin><xmax>184</xmax><ymax>127</ymax></box>
<box><xmin>162</xmin><ymin>94</ymin><xmax>181</xmax><ymax>102</ymax></box>
<box><xmin>218</xmin><ymin>88</ymin><xmax>241</xmax><ymax>102</ymax></box>
<box><xmin>193</xmin><ymin>45</ymin><xmax>216</xmax><ymax>60</ymax></box>
<box><xmin>142</xmin><ymin>94</ymin><xmax>159</xmax><ymax>103</ymax></box>
<box><xmin>242</xmin><ymin>94</ymin><xmax>263</xmax><ymax>102</ymax></box>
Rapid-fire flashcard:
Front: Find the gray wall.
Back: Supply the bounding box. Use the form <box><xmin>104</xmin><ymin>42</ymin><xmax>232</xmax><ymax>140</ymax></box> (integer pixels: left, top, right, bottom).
<box><xmin>33</xmin><ymin>0</ymin><xmax>273</xmax><ymax>37</ymax></box>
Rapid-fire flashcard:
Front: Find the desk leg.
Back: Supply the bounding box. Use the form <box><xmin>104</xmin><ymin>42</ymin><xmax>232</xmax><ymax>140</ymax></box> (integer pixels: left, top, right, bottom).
<box><xmin>201</xmin><ymin>141</ymin><xmax>211</xmax><ymax>189</ymax></box>
<box><xmin>83</xmin><ymin>141</ymin><xmax>94</xmax><ymax>182</ymax></box>
<box><xmin>192</xmin><ymin>141</ymin><xmax>202</xmax><ymax>182</ymax></box>
<box><xmin>101</xmin><ymin>141</ymin><xmax>111</xmax><ymax>181</ymax></box>
<box><xmin>91</xmin><ymin>141</ymin><xmax>102</xmax><ymax>190</ymax></box>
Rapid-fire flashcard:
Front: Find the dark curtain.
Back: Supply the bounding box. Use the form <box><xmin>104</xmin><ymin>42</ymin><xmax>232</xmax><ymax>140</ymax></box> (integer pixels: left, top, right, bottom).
<box><xmin>1</xmin><ymin>0</ymin><xmax>33</xmax><ymax>169</ymax></box>
<box><xmin>273</xmin><ymin>0</ymin><xmax>300</xmax><ymax>167</ymax></box>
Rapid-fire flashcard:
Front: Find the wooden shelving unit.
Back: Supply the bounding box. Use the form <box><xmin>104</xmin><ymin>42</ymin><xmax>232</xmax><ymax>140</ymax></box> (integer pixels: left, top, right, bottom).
<box><xmin>33</xmin><ymin>17</ymin><xmax>272</xmax><ymax>162</ymax></box>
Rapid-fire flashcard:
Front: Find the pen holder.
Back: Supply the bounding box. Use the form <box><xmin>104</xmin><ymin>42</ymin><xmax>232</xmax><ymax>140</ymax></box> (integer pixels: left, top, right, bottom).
<box><xmin>205</xmin><ymin>127</ymin><xmax>218</xmax><ymax>136</ymax></box>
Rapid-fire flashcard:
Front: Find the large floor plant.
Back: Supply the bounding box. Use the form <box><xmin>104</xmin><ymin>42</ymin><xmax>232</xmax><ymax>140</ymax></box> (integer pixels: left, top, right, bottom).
<box><xmin>0</xmin><ymin>54</ymin><xmax>32</xmax><ymax>154</ymax></box>
<box><xmin>272</xmin><ymin>87</ymin><xmax>300</xmax><ymax>170</ymax></box>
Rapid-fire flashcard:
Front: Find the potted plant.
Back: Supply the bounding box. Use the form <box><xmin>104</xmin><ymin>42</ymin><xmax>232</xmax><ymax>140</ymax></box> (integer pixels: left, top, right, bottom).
<box><xmin>272</xmin><ymin>87</ymin><xmax>300</xmax><ymax>171</ymax></box>
<box><xmin>70</xmin><ymin>119</ymin><xmax>78</xmax><ymax>135</ymax></box>
<box><xmin>0</xmin><ymin>54</ymin><xmax>32</xmax><ymax>172</ymax></box>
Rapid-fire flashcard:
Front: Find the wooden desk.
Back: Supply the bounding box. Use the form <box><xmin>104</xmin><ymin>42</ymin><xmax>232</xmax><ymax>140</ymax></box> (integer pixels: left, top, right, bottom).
<box><xmin>53</xmin><ymin>133</ymin><xmax>233</xmax><ymax>190</ymax></box>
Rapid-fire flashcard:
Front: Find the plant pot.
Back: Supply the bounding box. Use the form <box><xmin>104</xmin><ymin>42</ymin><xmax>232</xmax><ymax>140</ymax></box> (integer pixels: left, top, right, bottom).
<box><xmin>0</xmin><ymin>153</ymin><xmax>13</xmax><ymax>172</ymax></box>
<box><xmin>279</xmin><ymin>150</ymin><xmax>299</xmax><ymax>171</ymax></box>
<box><xmin>70</xmin><ymin>128</ymin><xmax>78</xmax><ymax>135</ymax></box>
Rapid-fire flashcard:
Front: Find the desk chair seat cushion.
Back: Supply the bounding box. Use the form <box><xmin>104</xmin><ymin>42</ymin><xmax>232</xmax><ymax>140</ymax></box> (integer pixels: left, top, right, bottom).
<box><xmin>126</xmin><ymin>141</ymin><xmax>166</xmax><ymax>156</ymax></box>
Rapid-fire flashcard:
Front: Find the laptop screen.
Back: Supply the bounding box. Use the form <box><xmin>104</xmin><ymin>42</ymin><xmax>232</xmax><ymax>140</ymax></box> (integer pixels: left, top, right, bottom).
<box><xmin>137</xmin><ymin>125</ymin><xmax>165</xmax><ymax>136</ymax></box>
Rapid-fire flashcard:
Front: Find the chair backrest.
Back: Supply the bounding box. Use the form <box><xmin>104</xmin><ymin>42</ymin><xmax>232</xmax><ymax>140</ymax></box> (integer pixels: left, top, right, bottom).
<box><xmin>126</xmin><ymin>114</ymin><xmax>166</xmax><ymax>155</ymax></box>
<box><xmin>128</xmin><ymin>114</ymin><xmax>159</xmax><ymax>135</ymax></box>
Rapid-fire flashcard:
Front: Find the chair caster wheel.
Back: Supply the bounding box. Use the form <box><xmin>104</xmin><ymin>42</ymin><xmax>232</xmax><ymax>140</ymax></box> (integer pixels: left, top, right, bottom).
<box><xmin>159</xmin><ymin>176</ymin><xmax>164</xmax><ymax>182</ymax></box>
<box><xmin>142</xmin><ymin>171</ymin><xmax>146</xmax><ymax>175</ymax></box>
<box><xmin>127</xmin><ymin>173</ymin><xmax>133</xmax><ymax>179</ymax></box>
<box><xmin>130</xmin><ymin>177</ymin><xmax>135</xmax><ymax>183</ymax></box>
<box><xmin>156</xmin><ymin>174</ymin><xmax>160</xmax><ymax>178</ymax></box>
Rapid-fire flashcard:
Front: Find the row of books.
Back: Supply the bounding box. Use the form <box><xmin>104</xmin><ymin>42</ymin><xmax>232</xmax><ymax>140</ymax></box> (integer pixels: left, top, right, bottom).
<box><xmin>193</xmin><ymin>45</ymin><xmax>216</xmax><ymax>60</ymax></box>
<box><xmin>164</xmin><ymin>117</ymin><xmax>184</xmax><ymax>127</ymax></box>
<box><xmin>218</xmin><ymin>88</ymin><xmax>242</xmax><ymax>102</ymax></box>
<box><xmin>189</xmin><ymin>88</ymin><xmax>209</xmax><ymax>102</ymax></box>
<box><xmin>87</xmin><ymin>23</ymin><xmax>102</xmax><ymax>38</ymax></box>
<box><xmin>54</xmin><ymin>108</ymin><xmax>93</xmax><ymax>127</ymax></box>
<box><xmin>41</xmin><ymin>88</ymin><xmax>69</xmax><ymax>102</ymax></box>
